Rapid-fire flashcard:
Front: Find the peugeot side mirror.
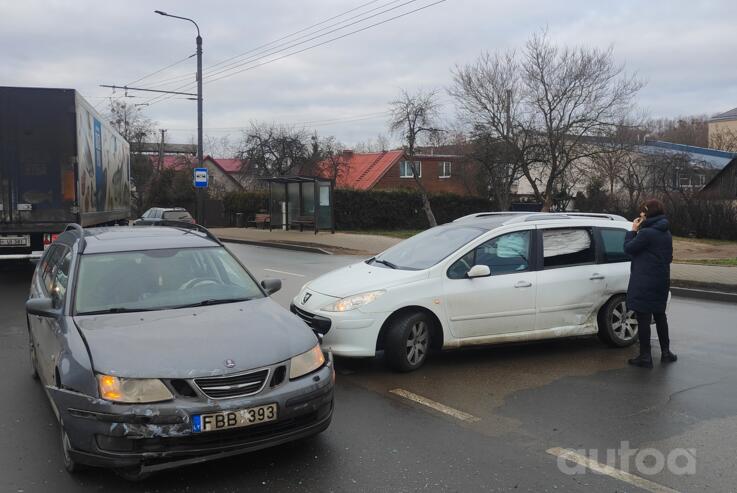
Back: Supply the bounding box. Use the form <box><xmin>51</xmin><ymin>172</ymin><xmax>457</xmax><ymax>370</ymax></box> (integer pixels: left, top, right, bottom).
<box><xmin>261</xmin><ymin>278</ymin><xmax>282</xmax><ymax>295</ymax></box>
<box><xmin>466</xmin><ymin>264</ymin><xmax>491</xmax><ymax>278</ymax></box>
<box><xmin>26</xmin><ymin>297</ymin><xmax>61</xmax><ymax>318</ymax></box>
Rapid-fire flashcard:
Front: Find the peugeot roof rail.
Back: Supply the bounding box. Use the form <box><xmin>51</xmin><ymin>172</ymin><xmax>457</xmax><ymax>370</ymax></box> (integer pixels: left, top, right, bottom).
<box><xmin>501</xmin><ymin>212</ymin><xmax>628</xmax><ymax>225</ymax></box>
<box><xmin>133</xmin><ymin>220</ymin><xmax>223</xmax><ymax>246</ymax></box>
<box><xmin>64</xmin><ymin>223</ymin><xmax>86</xmax><ymax>252</ymax></box>
<box><xmin>453</xmin><ymin>212</ymin><xmax>529</xmax><ymax>222</ymax></box>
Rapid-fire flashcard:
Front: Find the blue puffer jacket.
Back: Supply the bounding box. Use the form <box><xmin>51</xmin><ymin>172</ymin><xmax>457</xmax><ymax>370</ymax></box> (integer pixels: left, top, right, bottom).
<box><xmin>623</xmin><ymin>214</ymin><xmax>673</xmax><ymax>313</ymax></box>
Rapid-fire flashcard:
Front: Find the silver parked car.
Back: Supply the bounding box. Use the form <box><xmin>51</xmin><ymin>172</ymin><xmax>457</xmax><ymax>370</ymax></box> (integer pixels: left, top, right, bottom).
<box><xmin>26</xmin><ymin>223</ymin><xmax>334</xmax><ymax>479</ymax></box>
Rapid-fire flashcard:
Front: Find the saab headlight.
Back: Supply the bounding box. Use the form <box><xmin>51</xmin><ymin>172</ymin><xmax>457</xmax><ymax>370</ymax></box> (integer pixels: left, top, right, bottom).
<box><xmin>289</xmin><ymin>344</ymin><xmax>325</xmax><ymax>379</ymax></box>
<box><xmin>321</xmin><ymin>290</ymin><xmax>385</xmax><ymax>312</ymax></box>
<box><xmin>97</xmin><ymin>374</ymin><xmax>173</xmax><ymax>403</ymax></box>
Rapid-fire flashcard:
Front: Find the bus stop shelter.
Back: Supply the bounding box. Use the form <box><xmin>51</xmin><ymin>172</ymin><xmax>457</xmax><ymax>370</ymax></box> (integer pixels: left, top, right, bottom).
<box><xmin>263</xmin><ymin>176</ymin><xmax>335</xmax><ymax>234</ymax></box>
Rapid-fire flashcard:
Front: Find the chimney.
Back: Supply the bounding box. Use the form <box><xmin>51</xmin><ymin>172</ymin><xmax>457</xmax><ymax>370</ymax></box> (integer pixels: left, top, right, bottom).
<box><xmin>342</xmin><ymin>149</ymin><xmax>354</xmax><ymax>158</ymax></box>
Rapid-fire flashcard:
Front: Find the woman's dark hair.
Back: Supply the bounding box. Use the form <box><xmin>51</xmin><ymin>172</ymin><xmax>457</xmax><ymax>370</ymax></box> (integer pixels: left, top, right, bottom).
<box><xmin>639</xmin><ymin>198</ymin><xmax>666</xmax><ymax>217</ymax></box>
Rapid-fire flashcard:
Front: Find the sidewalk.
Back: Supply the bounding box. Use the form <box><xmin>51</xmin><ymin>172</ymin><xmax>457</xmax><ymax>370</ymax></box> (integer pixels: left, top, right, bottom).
<box><xmin>212</xmin><ymin>227</ymin><xmax>737</xmax><ymax>298</ymax></box>
<box><xmin>671</xmin><ymin>263</ymin><xmax>737</xmax><ymax>294</ymax></box>
<box><xmin>210</xmin><ymin>227</ymin><xmax>400</xmax><ymax>256</ymax></box>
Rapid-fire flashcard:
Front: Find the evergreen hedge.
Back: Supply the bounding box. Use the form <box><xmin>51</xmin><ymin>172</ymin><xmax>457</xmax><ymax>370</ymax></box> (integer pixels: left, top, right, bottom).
<box><xmin>222</xmin><ymin>189</ymin><xmax>493</xmax><ymax>229</ymax></box>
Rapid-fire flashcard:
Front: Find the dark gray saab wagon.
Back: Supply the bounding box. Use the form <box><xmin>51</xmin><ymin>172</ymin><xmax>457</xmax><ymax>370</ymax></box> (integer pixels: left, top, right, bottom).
<box><xmin>26</xmin><ymin>223</ymin><xmax>334</xmax><ymax>480</ymax></box>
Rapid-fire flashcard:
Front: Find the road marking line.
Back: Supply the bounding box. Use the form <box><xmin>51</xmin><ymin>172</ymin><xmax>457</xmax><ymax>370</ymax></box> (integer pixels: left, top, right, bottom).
<box><xmin>263</xmin><ymin>268</ymin><xmax>305</xmax><ymax>277</ymax></box>
<box><xmin>389</xmin><ymin>388</ymin><xmax>480</xmax><ymax>423</ymax></box>
<box><xmin>546</xmin><ymin>447</ymin><xmax>680</xmax><ymax>493</ymax></box>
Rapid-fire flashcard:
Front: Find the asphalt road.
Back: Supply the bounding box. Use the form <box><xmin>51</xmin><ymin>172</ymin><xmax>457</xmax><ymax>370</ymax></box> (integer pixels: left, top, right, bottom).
<box><xmin>1</xmin><ymin>243</ymin><xmax>735</xmax><ymax>492</ymax></box>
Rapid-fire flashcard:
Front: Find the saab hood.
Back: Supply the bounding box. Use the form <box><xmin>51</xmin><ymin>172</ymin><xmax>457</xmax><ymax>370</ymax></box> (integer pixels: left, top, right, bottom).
<box><xmin>306</xmin><ymin>260</ymin><xmax>429</xmax><ymax>298</ymax></box>
<box><xmin>73</xmin><ymin>298</ymin><xmax>317</xmax><ymax>379</ymax></box>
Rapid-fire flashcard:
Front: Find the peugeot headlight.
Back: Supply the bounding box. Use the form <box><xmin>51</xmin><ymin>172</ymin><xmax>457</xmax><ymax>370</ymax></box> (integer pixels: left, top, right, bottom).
<box><xmin>290</xmin><ymin>344</ymin><xmax>325</xmax><ymax>379</ymax></box>
<box><xmin>321</xmin><ymin>290</ymin><xmax>385</xmax><ymax>312</ymax></box>
<box><xmin>97</xmin><ymin>374</ymin><xmax>173</xmax><ymax>403</ymax></box>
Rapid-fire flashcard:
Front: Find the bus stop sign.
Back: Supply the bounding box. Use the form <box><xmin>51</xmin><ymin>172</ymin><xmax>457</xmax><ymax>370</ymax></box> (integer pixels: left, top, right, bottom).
<box><xmin>194</xmin><ymin>168</ymin><xmax>208</xmax><ymax>188</ymax></box>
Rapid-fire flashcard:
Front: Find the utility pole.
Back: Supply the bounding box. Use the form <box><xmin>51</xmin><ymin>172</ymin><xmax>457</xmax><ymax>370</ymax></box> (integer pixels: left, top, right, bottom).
<box><xmin>157</xmin><ymin>129</ymin><xmax>167</xmax><ymax>172</ymax></box>
<box><xmin>196</xmin><ymin>28</ymin><xmax>204</xmax><ymax>225</ymax></box>
<box><xmin>154</xmin><ymin>10</ymin><xmax>205</xmax><ymax>224</ymax></box>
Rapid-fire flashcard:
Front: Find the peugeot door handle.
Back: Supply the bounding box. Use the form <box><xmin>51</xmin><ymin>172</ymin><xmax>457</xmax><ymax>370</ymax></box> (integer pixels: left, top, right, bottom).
<box><xmin>590</xmin><ymin>274</ymin><xmax>605</xmax><ymax>280</ymax></box>
<box><xmin>514</xmin><ymin>281</ymin><xmax>532</xmax><ymax>288</ymax></box>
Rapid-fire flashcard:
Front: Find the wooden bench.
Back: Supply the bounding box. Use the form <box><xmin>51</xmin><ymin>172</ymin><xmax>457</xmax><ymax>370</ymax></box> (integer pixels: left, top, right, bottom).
<box><xmin>247</xmin><ymin>213</ymin><xmax>271</xmax><ymax>229</ymax></box>
<box><xmin>290</xmin><ymin>215</ymin><xmax>317</xmax><ymax>233</ymax></box>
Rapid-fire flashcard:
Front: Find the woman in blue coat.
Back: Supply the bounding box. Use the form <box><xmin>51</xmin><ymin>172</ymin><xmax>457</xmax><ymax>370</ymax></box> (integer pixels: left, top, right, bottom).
<box><xmin>623</xmin><ymin>198</ymin><xmax>678</xmax><ymax>368</ymax></box>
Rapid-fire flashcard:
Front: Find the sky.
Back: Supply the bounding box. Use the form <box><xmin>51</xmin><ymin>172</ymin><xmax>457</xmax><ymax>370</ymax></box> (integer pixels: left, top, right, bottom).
<box><xmin>2</xmin><ymin>0</ymin><xmax>737</xmax><ymax>154</ymax></box>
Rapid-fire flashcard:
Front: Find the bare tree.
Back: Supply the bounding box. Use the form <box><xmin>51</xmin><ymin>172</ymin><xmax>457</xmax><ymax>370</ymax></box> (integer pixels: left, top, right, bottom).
<box><xmin>451</xmin><ymin>32</ymin><xmax>643</xmax><ymax>211</ymax></box>
<box><xmin>709</xmin><ymin>127</ymin><xmax>737</xmax><ymax>152</ymax></box>
<box><xmin>449</xmin><ymin>48</ymin><xmax>548</xmax><ymax>210</ymax></box>
<box><xmin>389</xmin><ymin>89</ymin><xmax>442</xmax><ymax>227</ymax></box>
<box><xmin>521</xmin><ymin>32</ymin><xmax>644</xmax><ymax>210</ymax></box>
<box><xmin>107</xmin><ymin>99</ymin><xmax>154</xmax><ymax>146</ymax></box>
<box><xmin>106</xmin><ymin>99</ymin><xmax>156</xmax><ymax>215</ymax></box>
<box><xmin>353</xmin><ymin>133</ymin><xmax>391</xmax><ymax>152</ymax></box>
<box><xmin>236</xmin><ymin>123</ymin><xmax>310</xmax><ymax>183</ymax></box>
<box><xmin>204</xmin><ymin>135</ymin><xmax>236</xmax><ymax>158</ymax></box>
<box><xmin>589</xmin><ymin>122</ymin><xmax>644</xmax><ymax>195</ymax></box>
<box><xmin>647</xmin><ymin>115</ymin><xmax>709</xmax><ymax>147</ymax></box>
<box><xmin>311</xmin><ymin>135</ymin><xmax>351</xmax><ymax>182</ymax></box>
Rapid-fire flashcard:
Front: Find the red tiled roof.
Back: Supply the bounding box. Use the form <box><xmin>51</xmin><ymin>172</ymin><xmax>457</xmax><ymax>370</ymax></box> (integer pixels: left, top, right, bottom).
<box><xmin>152</xmin><ymin>155</ymin><xmax>243</xmax><ymax>174</ymax></box>
<box><xmin>209</xmin><ymin>157</ymin><xmax>242</xmax><ymax>174</ymax></box>
<box><xmin>325</xmin><ymin>150</ymin><xmax>404</xmax><ymax>190</ymax></box>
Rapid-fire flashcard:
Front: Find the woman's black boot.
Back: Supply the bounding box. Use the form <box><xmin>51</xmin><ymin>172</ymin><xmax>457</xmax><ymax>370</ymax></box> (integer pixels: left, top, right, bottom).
<box><xmin>628</xmin><ymin>353</ymin><xmax>653</xmax><ymax>368</ymax></box>
<box><xmin>661</xmin><ymin>349</ymin><xmax>678</xmax><ymax>363</ymax></box>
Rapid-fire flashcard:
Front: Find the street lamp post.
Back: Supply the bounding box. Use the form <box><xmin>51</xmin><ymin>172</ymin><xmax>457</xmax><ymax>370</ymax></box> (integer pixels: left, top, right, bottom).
<box><xmin>154</xmin><ymin>10</ymin><xmax>204</xmax><ymax>225</ymax></box>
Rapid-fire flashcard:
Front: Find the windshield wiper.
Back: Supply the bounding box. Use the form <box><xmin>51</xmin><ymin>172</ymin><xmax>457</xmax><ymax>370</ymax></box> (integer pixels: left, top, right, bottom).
<box><xmin>77</xmin><ymin>307</ymin><xmax>156</xmax><ymax>315</ymax></box>
<box><xmin>372</xmin><ymin>258</ymin><xmax>398</xmax><ymax>269</ymax></box>
<box><xmin>172</xmin><ymin>297</ymin><xmax>253</xmax><ymax>309</ymax></box>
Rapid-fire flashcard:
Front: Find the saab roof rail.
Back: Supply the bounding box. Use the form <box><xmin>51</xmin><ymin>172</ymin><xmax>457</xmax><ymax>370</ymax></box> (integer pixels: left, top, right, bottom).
<box><xmin>133</xmin><ymin>220</ymin><xmax>223</xmax><ymax>246</ymax></box>
<box><xmin>64</xmin><ymin>223</ymin><xmax>86</xmax><ymax>252</ymax></box>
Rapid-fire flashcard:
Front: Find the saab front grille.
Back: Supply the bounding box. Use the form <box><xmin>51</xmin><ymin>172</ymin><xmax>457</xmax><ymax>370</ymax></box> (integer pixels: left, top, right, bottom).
<box><xmin>194</xmin><ymin>369</ymin><xmax>269</xmax><ymax>399</ymax></box>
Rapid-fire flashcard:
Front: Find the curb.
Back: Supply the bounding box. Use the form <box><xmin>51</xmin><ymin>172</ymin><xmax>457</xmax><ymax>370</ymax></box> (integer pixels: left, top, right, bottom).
<box><xmin>671</xmin><ymin>287</ymin><xmax>737</xmax><ymax>304</ymax></box>
<box><xmin>218</xmin><ymin>237</ymin><xmax>332</xmax><ymax>255</ymax></box>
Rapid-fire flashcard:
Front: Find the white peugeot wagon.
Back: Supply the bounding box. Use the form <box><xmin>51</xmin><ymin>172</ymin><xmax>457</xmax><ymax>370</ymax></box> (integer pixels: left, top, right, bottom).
<box><xmin>292</xmin><ymin>213</ymin><xmax>642</xmax><ymax>371</ymax></box>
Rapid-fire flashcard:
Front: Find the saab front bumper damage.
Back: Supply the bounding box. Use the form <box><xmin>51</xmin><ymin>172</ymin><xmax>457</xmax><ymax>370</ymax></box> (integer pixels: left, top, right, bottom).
<box><xmin>46</xmin><ymin>360</ymin><xmax>334</xmax><ymax>473</ymax></box>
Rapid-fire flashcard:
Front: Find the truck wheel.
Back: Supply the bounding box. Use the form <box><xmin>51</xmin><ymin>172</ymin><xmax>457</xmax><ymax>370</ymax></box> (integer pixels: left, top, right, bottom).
<box><xmin>385</xmin><ymin>312</ymin><xmax>431</xmax><ymax>372</ymax></box>
<box><xmin>598</xmin><ymin>295</ymin><xmax>638</xmax><ymax>347</ymax></box>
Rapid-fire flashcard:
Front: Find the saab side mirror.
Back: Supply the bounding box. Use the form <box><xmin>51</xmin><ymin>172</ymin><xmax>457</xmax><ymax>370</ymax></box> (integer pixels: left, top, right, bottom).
<box><xmin>467</xmin><ymin>264</ymin><xmax>492</xmax><ymax>279</ymax></box>
<box><xmin>261</xmin><ymin>278</ymin><xmax>282</xmax><ymax>295</ymax></box>
<box><xmin>26</xmin><ymin>297</ymin><xmax>61</xmax><ymax>318</ymax></box>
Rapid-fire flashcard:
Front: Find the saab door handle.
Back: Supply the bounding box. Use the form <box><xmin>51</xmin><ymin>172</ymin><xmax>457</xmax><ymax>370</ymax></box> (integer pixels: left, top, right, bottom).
<box><xmin>514</xmin><ymin>280</ymin><xmax>532</xmax><ymax>288</ymax></box>
<box><xmin>589</xmin><ymin>273</ymin><xmax>605</xmax><ymax>280</ymax></box>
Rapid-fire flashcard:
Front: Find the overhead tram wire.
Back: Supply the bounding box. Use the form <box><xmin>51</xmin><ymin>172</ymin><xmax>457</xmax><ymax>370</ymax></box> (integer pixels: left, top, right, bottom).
<box><xmin>202</xmin><ymin>0</ymin><xmax>409</xmax><ymax>77</ymax></box>
<box><xmin>166</xmin><ymin>110</ymin><xmax>391</xmax><ymax>132</ymax></box>
<box><xmin>203</xmin><ymin>0</ymin><xmax>385</xmax><ymax>72</ymax></box>
<box><xmin>133</xmin><ymin>0</ymin><xmax>394</xmax><ymax>93</ymax></box>
<box><xmin>144</xmin><ymin>0</ymin><xmax>445</xmax><ymax>108</ymax></box>
<box><xmin>142</xmin><ymin>0</ymin><xmax>420</xmax><ymax>106</ymax></box>
<box><xmin>124</xmin><ymin>53</ymin><xmax>196</xmax><ymax>87</ymax></box>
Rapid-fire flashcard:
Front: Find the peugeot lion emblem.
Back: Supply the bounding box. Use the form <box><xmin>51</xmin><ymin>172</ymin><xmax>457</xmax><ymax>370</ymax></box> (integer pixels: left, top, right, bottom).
<box><xmin>224</xmin><ymin>359</ymin><xmax>236</xmax><ymax>369</ymax></box>
<box><xmin>302</xmin><ymin>292</ymin><xmax>312</xmax><ymax>304</ymax></box>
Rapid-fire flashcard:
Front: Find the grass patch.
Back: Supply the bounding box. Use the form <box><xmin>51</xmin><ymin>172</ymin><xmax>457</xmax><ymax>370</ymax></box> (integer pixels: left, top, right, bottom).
<box><xmin>673</xmin><ymin>236</ymin><xmax>737</xmax><ymax>246</ymax></box>
<box><xmin>343</xmin><ymin>229</ymin><xmax>423</xmax><ymax>239</ymax></box>
<box><xmin>675</xmin><ymin>258</ymin><xmax>737</xmax><ymax>267</ymax></box>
